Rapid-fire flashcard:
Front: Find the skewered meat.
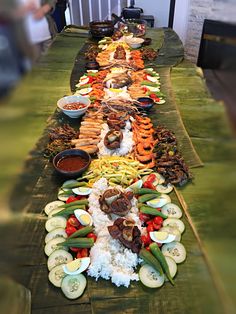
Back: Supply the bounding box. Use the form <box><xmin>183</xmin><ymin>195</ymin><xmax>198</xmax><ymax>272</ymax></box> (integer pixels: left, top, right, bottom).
<box><xmin>108</xmin><ymin>218</ymin><xmax>142</xmax><ymax>253</ymax></box>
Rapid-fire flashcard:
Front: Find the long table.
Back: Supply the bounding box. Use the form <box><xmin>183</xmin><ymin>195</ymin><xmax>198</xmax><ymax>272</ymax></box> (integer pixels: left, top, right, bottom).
<box><xmin>0</xmin><ymin>28</ymin><xmax>236</xmax><ymax>314</ymax></box>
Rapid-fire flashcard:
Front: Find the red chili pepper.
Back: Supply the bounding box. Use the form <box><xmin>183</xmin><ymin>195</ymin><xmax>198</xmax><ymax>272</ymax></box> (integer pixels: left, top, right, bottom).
<box><xmin>66</xmin><ymin>195</ymin><xmax>82</xmax><ymax>204</ymax></box>
<box><xmin>146</xmin><ymin>173</ymin><xmax>156</xmax><ymax>184</ymax></box>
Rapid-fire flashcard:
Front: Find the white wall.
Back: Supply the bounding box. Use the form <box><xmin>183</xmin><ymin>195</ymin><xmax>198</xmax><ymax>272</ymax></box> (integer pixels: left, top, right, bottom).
<box><xmin>173</xmin><ymin>0</ymin><xmax>190</xmax><ymax>45</ymax></box>
<box><xmin>132</xmin><ymin>0</ymin><xmax>171</xmax><ymax>27</ymax></box>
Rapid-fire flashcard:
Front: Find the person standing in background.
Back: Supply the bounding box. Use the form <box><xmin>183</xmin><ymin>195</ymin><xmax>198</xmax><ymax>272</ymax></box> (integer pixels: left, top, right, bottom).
<box><xmin>20</xmin><ymin>0</ymin><xmax>58</xmax><ymax>61</ymax></box>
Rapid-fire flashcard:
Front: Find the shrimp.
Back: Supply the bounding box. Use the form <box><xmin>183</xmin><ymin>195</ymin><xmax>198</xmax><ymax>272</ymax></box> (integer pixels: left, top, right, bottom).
<box><xmin>136</xmin><ymin>153</ymin><xmax>154</xmax><ymax>162</ymax></box>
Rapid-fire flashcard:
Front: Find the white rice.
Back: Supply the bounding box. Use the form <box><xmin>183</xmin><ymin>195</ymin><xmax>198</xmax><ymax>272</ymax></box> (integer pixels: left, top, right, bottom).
<box><xmin>87</xmin><ymin>178</ymin><xmax>140</xmax><ymax>287</ymax></box>
<box><xmin>97</xmin><ymin>121</ymin><xmax>134</xmax><ymax>157</ymax></box>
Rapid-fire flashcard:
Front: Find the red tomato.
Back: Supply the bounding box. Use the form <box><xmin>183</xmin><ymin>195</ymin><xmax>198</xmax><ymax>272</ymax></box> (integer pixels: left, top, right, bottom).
<box><xmin>147</xmin><ymin>224</ymin><xmax>154</xmax><ymax>233</ymax></box>
<box><xmin>66</xmin><ymin>221</ymin><xmax>73</xmax><ymax>229</ymax></box>
<box><xmin>153</xmin><ymin>216</ymin><xmax>163</xmax><ymax>225</ymax></box>
<box><xmin>146</xmin><ymin>174</ymin><xmax>156</xmax><ymax>184</ymax></box>
<box><xmin>145</xmin><ymin>246</ymin><xmax>151</xmax><ymax>251</ymax></box>
<box><xmin>87</xmin><ymin>233</ymin><xmax>97</xmax><ymax>242</ymax></box>
<box><xmin>81</xmin><ymin>248</ymin><xmax>88</xmax><ymax>257</ymax></box>
<box><xmin>70</xmin><ymin>247</ymin><xmax>80</xmax><ymax>252</ymax></box>
<box><xmin>76</xmin><ymin>250</ymin><xmax>82</xmax><ymax>259</ymax></box>
<box><xmin>139</xmin><ymin>213</ymin><xmax>150</xmax><ymax>222</ymax></box>
<box><xmin>68</xmin><ymin>217</ymin><xmax>81</xmax><ymax>228</ymax></box>
<box><xmin>65</xmin><ymin>226</ymin><xmax>77</xmax><ymax>236</ymax></box>
<box><xmin>146</xmin><ymin>220</ymin><xmax>154</xmax><ymax>225</ymax></box>
<box><xmin>141</xmin><ymin>235</ymin><xmax>151</xmax><ymax>246</ymax></box>
<box><xmin>66</xmin><ymin>195</ymin><xmax>81</xmax><ymax>204</ymax></box>
<box><xmin>153</xmin><ymin>223</ymin><xmax>162</xmax><ymax>230</ymax></box>
<box><xmin>143</xmin><ymin>181</ymin><xmax>156</xmax><ymax>190</ymax></box>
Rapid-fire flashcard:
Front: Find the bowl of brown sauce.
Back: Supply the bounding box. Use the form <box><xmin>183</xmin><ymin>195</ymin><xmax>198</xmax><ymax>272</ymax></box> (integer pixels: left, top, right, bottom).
<box><xmin>53</xmin><ymin>149</ymin><xmax>91</xmax><ymax>178</ymax></box>
<box><xmin>57</xmin><ymin>95</ymin><xmax>90</xmax><ymax>118</ymax></box>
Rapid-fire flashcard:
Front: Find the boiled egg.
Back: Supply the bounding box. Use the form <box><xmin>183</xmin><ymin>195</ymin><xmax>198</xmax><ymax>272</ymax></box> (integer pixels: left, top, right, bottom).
<box><xmin>72</xmin><ymin>187</ymin><xmax>92</xmax><ymax>196</ymax></box>
<box><xmin>77</xmin><ymin>87</ymin><xmax>92</xmax><ymax>95</ymax></box>
<box><xmin>74</xmin><ymin>209</ymin><xmax>92</xmax><ymax>226</ymax></box>
<box><xmin>146</xmin><ymin>194</ymin><xmax>171</xmax><ymax>208</ymax></box>
<box><xmin>63</xmin><ymin>257</ymin><xmax>90</xmax><ymax>275</ymax></box>
<box><xmin>155</xmin><ymin>184</ymin><xmax>173</xmax><ymax>194</ymax></box>
<box><xmin>126</xmin><ymin>179</ymin><xmax>143</xmax><ymax>192</ymax></box>
<box><xmin>150</xmin><ymin>231</ymin><xmax>176</xmax><ymax>244</ymax></box>
<box><xmin>146</xmin><ymin>75</ymin><xmax>159</xmax><ymax>83</ymax></box>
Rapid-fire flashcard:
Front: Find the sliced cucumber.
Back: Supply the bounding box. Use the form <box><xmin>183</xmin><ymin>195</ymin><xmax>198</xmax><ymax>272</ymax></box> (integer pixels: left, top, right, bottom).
<box><xmin>72</xmin><ymin>187</ymin><xmax>92</xmax><ymax>196</ymax></box>
<box><xmin>45</xmin><ymin>216</ymin><xmax>67</xmax><ymax>232</ymax></box>
<box><xmin>61</xmin><ymin>274</ymin><xmax>87</xmax><ymax>299</ymax></box>
<box><xmin>164</xmin><ymin>256</ymin><xmax>177</xmax><ymax>281</ymax></box>
<box><xmin>161</xmin><ymin>241</ymin><xmax>186</xmax><ymax>264</ymax></box>
<box><xmin>155</xmin><ymin>184</ymin><xmax>173</xmax><ymax>194</ymax></box>
<box><xmin>58</xmin><ymin>189</ymin><xmax>71</xmax><ymax>201</ymax></box>
<box><xmin>48</xmin><ymin>264</ymin><xmax>67</xmax><ymax>287</ymax></box>
<box><xmin>160</xmin><ymin>226</ymin><xmax>181</xmax><ymax>242</ymax></box>
<box><xmin>161</xmin><ymin>203</ymin><xmax>182</xmax><ymax>219</ymax></box>
<box><xmin>48</xmin><ymin>208</ymin><xmax>65</xmax><ymax>218</ymax></box>
<box><xmin>163</xmin><ymin>218</ymin><xmax>185</xmax><ymax>234</ymax></box>
<box><xmin>146</xmin><ymin>194</ymin><xmax>171</xmax><ymax>208</ymax></box>
<box><xmin>44</xmin><ymin>201</ymin><xmax>64</xmax><ymax>216</ymax></box>
<box><xmin>139</xmin><ymin>264</ymin><xmax>165</xmax><ymax>288</ymax></box>
<box><xmin>44</xmin><ymin>237</ymin><xmax>68</xmax><ymax>257</ymax></box>
<box><xmin>47</xmin><ymin>249</ymin><xmax>73</xmax><ymax>271</ymax></box>
<box><xmin>45</xmin><ymin>227</ymin><xmax>68</xmax><ymax>244</ymax></box>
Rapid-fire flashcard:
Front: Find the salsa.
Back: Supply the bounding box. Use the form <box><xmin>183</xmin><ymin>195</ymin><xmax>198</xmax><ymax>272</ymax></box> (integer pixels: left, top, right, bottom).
<box><xmin>63</xmin><ymin>102</ymin><xmax>87</xmax><ymax>110</ymax></box>
<box><xmin>57</xmin><ymin>155</ymin><xmax>87</xmax><ymax>172</ymax></box>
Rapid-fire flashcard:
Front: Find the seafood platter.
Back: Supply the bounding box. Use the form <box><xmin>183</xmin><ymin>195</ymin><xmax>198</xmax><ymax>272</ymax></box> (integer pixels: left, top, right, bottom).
<box><xmin>43</xmin><ymin>29</ymin><xmax>191</xmax><ymax>299</ymax></box>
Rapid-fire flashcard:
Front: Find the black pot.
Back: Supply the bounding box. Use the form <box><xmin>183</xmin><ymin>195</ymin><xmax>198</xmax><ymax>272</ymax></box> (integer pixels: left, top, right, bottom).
<box><xmin>89</xmin><ymin>20</ymin><xmax>114</xmax><ymax>38</ymax></box>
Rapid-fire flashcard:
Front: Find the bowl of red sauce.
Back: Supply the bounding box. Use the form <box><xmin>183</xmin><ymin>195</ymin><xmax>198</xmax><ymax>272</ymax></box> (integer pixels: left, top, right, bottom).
<box><xmin>57</xmin><ymin>95</ymin><xmax>90</xmax><ymax>118</ymax></box>
<box><xmin>53</xmin><ymin>149</ymin><xmax>91</xmax><ymax>178</ymax></box>
<box><xmin>136</xmin><ymin>97</ymin><xmax>154</xmax><ymax>110</ymax></box>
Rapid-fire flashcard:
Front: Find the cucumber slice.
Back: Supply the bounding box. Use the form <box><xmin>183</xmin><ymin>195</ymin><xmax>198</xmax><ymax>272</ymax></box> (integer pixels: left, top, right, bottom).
<box><xmin>155</xmin><ymin>184</ymin><xmax>173</xmax><ymax>194</ymax></box>
<box><xmin>163</xmin><ymin>218</ymin><xmax>185</xmax><ymax>234</ymax></box>
<box><xmin>48</xmin><ymin>208</ymin><xmax>65</xmax><ymax>218</ymax></box>
<box><xmin>139</xmin><ymin>264</ymin><xmax>165</xmax><ymax>288</ymax></box>
<box><xmin>161</xmin><ymin>241</ymin><xmax>186</xmax><ymax>264</ymax></box>
<box><xmin>58</xmin><ymin>189</ymin><xmax>71</xmax><ymax>201</ymax></box>
<box><xmin>44</xmin><ymin>201</ymin><xmax>64</xmax><ymax>216</ymax></box>
<box><xmin>47</xmin><ymin>249</ymin><xmax>73</xmax><ymax>271</ymax></box>
<box><xmin>61</xmin><ymin>274</ymin><xmax>87</xmax><ymax>299</ymax></box>
<box><xmin>146</xmin><ymin>194</ymin><xmax>171</xmax><ymax>208</ymax></box>
<box><xmin>157</xmin><ymin>99</ymin><xmax>166</xmax><ymax>104</ymax></box>
<box><xmin>164</xmin><ymin>256</ymin><xmax>177</xmax><ymax>281</ymax></box>
<box><xmin>161</xmin><ymin>203</ymin><xmax>182</xmax><ymax>219</ymax></box>
<box><xmin>72</xmin><ymin>187</ymin><xmax>92</xmax><ymax>196</ymax></box>
<box><xmin>44</xmin><ymin>237</ymin><xmax>68</xmax><ymax>257</ymax></box>
<box><xmin>160</xmin><ymin>226</ymin><xmax>181</xmax><ymax>242</ymax></box>
<box><xmin>48</xmin><ymin>264</ymin><xmax>67</xmax><ymax>287</ymax></box>
<box><xmin>45</xmin><ymin>216</ymin><xmax>67</xmax><ymax>232</ymax></box>
<box><xmin>45</xmin><ymin>227</ymin><xmax>68</xmax><ymax>244</ymax></box>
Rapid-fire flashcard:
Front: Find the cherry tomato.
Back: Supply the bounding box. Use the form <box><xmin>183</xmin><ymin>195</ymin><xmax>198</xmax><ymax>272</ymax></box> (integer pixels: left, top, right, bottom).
<box><xmin>76</xmin><ymin>250</ymin><xmax>82</xmax><ymax>259</ymax></box>
<box><xmin>147</xmin><ymin>224</ymin><xmax>154</xmax><ymax>233</ymax></box>
<box><xmin>153</xmin><ymin>216</ymin><xmax>163</xmax><ymax>225</ymax></box>
<box><xmin>66</xmin><ymin>195</ymin><xmax>82</xmax><ymax>204</ymax></box>
<box><xmin>81</xmin><ymin>248</ymin><xmax>88</xmax><ymax>257</ymax></box>
<box><xmin>153</xmin><ymin>223</ymin><xmax>162</xmax><ymax>230</ymax></box>
<box><xmin>139</xmin><ymin>213</ymin><xmax>150</xmax><ymax>222</ymax></box>
<box><xmin>65</xmin><ymin>226</ymin><xmax>77</xmax><ymax>236</ymax></box>
<box><xmin>146</xmin><ymin>219</ymin><xmax>154</xmax><ymax>225</ymax></box>
<box><xmin>145</xmin><ymin>246</ymin><xmax>151</xmax><ymax>251</ymax></box>
<box><xmin>87</xmin><ymin>233</ymin><xmax>97</xmax><ymax>242</ymax></box>
<box><xmin>141</xmin><ymin>235</ymin><xmax>151</xmax><ymax>246</ymax></box>
<box><xmin>143</xmin><ymin>181</ymin><xmax>156</xmax><ymax>190</ymax></box>
<box><xmin>146</xmin><ymin>173</ymin><xmax>156</xmax><ymax>184</ymax></box>
<box><xmin>70</xmin><ymin>247</ymin><xmax>80</xmax><ymax>253</ymax></box>
<box><xmin>66</xmin><ymin>221</ymin><xmax>73</xmax><ymax>229</ymax></box>
<box><xmin>68</xmin><ymin>217</ymin><xmax>81</xmax><ymax>228</ymax></box>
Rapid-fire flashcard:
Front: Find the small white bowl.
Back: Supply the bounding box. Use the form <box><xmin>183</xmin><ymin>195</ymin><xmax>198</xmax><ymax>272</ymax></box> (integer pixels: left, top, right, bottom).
<box><xmin>57</xmin><ymin>95</ymin><xmax>90</xmax><ymax>118</ymax></box>
<box><xmin>126</xmin><ymin>37</ymin><xmax>144</xmax><ymax>49</ymax></box>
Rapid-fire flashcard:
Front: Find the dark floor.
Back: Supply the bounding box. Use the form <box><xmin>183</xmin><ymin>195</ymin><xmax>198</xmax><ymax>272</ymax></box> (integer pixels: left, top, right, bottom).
<box><xmin>204</xmin><ymin>69</ymin><xmax>236</xmax><ymax>133</ymax></box>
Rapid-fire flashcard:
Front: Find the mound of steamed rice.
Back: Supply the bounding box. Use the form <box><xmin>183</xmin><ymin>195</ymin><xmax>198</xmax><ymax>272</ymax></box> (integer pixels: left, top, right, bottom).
<box><xmin>97</xmin><ymin>122</ymin><xmax>134</xmax><ymax>157</ymax></box>
<box><xmin>87</xmin><ymin>178</ymin><xmax>141</xmax><ymax>287</ymax></box>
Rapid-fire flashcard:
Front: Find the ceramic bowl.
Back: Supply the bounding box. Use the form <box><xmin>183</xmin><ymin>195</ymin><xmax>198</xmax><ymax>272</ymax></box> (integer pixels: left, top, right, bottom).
<box><xmin>89</xmin><ymin>20</ymin><xmax>114</xmax><ymax>38</ymax></box>
<box><xmin>53</xmin><ymin>149</ymin><xmax>91</xmax><ymax>178</ymax></box>
<box><xmin>136</xmin><ymin>97</ymin><xmax>154</xmax><ymax>110</ymax></box>
<box><xmin>57</xmin><ymin>95</ymin><xmax>90</xmax><ymax>118</ymax></box>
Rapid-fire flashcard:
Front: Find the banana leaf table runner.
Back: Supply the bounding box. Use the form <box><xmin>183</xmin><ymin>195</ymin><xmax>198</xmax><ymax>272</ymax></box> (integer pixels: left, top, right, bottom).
<box><xmin>1</xmin><ymin>28</ymin><xmax>235</xmax><ymax>313</ymax></box>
